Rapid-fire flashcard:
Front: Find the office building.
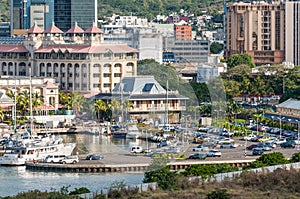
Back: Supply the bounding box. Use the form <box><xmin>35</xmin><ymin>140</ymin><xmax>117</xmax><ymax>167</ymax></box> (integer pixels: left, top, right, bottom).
<box><xmin>0</xmin><ymin>23</ymin><xmax>10</xmax><ymax>37</ymax></box>
<box><xmin>165</xmin><ymin>37</ymin><xmax>210</xmax><ymax>63</ymax></box>
<box><xmin>54</xmin><ymin>0</ymin><xmax>97</xmax><ymax>32</ymax></box>
<box><xmin>225</xmin><ymin>2</ymin><xmax>285</xmax><ymax>65</ymax></box>
<box><xmin>285</xmin><ymin>0</ymin><xmax>300</xmax><ymax>66</ymax></box>
<box><xmin>10</xmin><ymin>0</ymin><xmax>54</xmax><ymax>32</ymax></box>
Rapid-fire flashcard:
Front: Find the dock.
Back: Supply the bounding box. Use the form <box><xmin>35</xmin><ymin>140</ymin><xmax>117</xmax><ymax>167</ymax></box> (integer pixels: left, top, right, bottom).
<box><xmin>25</xmin><ymin>155</ymin><xmax>255</xmax><ymax>173</ymax></box>
<box><xmin>26</xmin><ymin>162</ymin><xmax>150</xmax><ymax>173</ymax></box>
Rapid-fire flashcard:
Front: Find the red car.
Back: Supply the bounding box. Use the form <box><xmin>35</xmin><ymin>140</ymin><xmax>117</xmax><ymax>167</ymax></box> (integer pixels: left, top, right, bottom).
<box><xmin>246</xmin><ymin>144</ymin><xmax>259</xmax><ymax>150</ymax></box>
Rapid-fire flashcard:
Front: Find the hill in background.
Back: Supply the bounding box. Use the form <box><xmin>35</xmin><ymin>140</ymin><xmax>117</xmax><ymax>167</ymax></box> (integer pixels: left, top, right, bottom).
<box><xmin>0</xmin><ymin>0</ymin><xmax>229</xmax><ymax>23</ymax></box>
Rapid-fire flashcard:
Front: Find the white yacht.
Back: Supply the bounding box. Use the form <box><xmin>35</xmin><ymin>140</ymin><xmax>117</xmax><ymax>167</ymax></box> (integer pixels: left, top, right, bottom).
<box><xmin>126</xmin><ymin>125</ymin><xmax>141</xmax><ymax>139</ymax></box>
<box><xmin>0</xmin><ymin>137</ymin><xmax>76</xmax><ymax>166</ymax></box>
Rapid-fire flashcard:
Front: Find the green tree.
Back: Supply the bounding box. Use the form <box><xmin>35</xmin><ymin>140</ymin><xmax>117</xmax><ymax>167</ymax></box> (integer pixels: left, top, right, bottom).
<box><xmin>94</xmin><ymin>99</ymin><xmax>108</xmax><ymax>121</ymax></box>
<box><xmin>17</xmin><ymin>90</ymin><xmax>30</xmax><ymax>115</ymax></box>
<box><xmin>143</xmin><ymin>166</ymin><xmax>179</xmax><ymax>190</ymax></box>
<box><xmin>227</xmin><ymin>53</ymin><xmax>255</xmax><ymax>69</ymax></box>
<box><xmin>108</xmin><ymin>99</ymin><xmax>120</xmax><ymax>122</ymax></box>
<box><xmin>0</xmin><ymin>107</ymin><xmax>4</xmax><ymax>122</ymax></box>
<box><xmin>72</xmin><ymin>92</ymin><xmax>86</xmax><ymax>116</ymax></box>
<box><xmin>290</xmin><ymin>152</ymin><xmax>300</xmax><ymax>163</ymax></box>
<box><xmin>32</xmin><ymin>92</ymin><xmax>44</xmax><ymax>114</ymax></box>
<box><xmin>244</xmin><ymin>152</ymin><xmax>289</xmax><ymax>169</ymax></box>
<box><xmin>210</xmin><ymin>42</ymin><xmax>223</xmax><ymax>54</ymax></box>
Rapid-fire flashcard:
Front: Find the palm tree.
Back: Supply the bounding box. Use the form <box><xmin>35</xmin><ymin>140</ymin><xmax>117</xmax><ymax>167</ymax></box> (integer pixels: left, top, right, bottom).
<box><xmin>17</xmin><ymin>90</ymin><xmax>30</xmax><ymax>115</ymax></box>
<box><xmin>123</xmin><ymin>98</ymin><xmax>134</xmax><ymax>123</ymax></box>
<box><xmin>32</xmin><ymin>92</ymin><xmax>44</xmax><ymax>115</ymax></box>
<box><xmin>72</xmin><ymin>92</ymin><xmax>86</xmax><ymax>116</ymax></box>
<box><xmin>0</xmin><ymin>107</ymin><xmax>4</xmax><ymax>122</ymax></box>
<box><xmin>108</xmin><ymin>99</ymin><xmax>120</xmax><ymax>122</ymax></box>
<box><xmin>94</xmin><ymin>99</ymin><xmax>108</xmax><ymax>121</ymax></box>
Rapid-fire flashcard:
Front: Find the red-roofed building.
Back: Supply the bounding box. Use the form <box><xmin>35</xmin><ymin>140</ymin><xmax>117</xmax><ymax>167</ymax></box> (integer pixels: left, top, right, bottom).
<box><xmin>0</xmin><ymin>23</ymin><xmax>138</xmax><ymax>94</ymax></box>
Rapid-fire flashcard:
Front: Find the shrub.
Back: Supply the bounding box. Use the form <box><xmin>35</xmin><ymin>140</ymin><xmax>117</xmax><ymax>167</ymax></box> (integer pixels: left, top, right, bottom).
<box><xmin>143</xmin><ymin>166</ymin><xmax>179</xmax><ymax>190</ymax></box>
<box><xmin>69</xmin><ymin>187</ymin><xmax>90</xmax><ymax>195</ymax></box>
<box><xmin>243</xmin><ymin>152</ymin><xmax>288</xmax><ymax>169</ymax></box>
<box><xmin>206</xmin><ymin>189</ymin><xmax>231</xmax><ymax>199</ymax></box>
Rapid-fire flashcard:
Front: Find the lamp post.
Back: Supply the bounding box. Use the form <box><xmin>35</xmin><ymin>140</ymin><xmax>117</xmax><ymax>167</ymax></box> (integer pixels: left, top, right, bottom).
<box><xmin>296</xmin><ymin>120</ymin><xmax>300</xmax><ymax>151</ymax></box>
<box><xmin>278</xmin><ymin>115</ymin><xmax>285</xmax><ymax>139</ymax></box>
<box><xmin>244</xmin><ymin>133</ymin><xmax>247</xmax><ymax>157</ymax></box>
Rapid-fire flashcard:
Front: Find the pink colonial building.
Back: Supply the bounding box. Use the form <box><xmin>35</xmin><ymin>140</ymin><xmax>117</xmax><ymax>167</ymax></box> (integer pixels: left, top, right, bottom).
<box><xmin>0</xmin><ymin>22</ymin><xmax>138</xmax><ymax>95</ymax></box>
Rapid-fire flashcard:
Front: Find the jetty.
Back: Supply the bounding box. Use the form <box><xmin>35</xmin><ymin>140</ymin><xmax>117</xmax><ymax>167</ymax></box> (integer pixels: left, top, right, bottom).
<box><xmin>25</xmin><ymin>153</ymin><xmax>255</xmax><ymax>173</ymax></box>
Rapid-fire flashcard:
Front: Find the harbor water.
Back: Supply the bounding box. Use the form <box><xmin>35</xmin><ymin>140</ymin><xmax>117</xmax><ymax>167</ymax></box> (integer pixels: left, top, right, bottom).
<box><xmin>0</xmin><ymin>134</ymin><xmax>157</xmax><ymax>197</ymax></box>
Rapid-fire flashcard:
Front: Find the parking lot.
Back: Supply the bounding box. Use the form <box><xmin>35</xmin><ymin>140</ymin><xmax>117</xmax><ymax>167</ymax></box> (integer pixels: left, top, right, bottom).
<box><xmin>184</xmin><ymin>132</ymin><xmax>300</xmax><ymax>161</ymax></box>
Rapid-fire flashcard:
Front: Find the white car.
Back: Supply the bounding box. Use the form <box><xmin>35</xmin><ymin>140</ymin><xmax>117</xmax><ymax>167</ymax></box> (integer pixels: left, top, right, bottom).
<box><xmin>192</xmin><ymin>145</ymin><xmax>209</xmax><ymax>152</ymax></box>
<box><xmin>206</xmin><ymin>149</ymin><xmax>222</xmax><ymax>157</ymax></box>
<box><xmin>275</xmin><ymin>138</ymin><xmax>287</xmax><ymax>145</ymax></box>
<box><xmin>59</xmin><ymin>156</ymin><xmax>79</xmax><ymax>164</ymax></box>
<box><xmin>218</xmin><ymin>138</ymin><xmax>235</xmax><ymax>144</ymax></box>
<box><xmin>243</xmin><ymin>134</ymin><xmax>257</xmax><ymax>141</ymax></box>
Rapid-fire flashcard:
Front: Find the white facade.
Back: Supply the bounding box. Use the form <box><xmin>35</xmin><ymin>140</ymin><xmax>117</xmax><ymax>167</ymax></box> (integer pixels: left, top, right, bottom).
<box><xmin>138</xmin><ymin>33</ymin><xmax>163</xmax><ymax>63</ymax></box>
<box><xmin>197</xmin><ymin>63</ymin><xmax>227</xmax><ymax>83</ymax></box>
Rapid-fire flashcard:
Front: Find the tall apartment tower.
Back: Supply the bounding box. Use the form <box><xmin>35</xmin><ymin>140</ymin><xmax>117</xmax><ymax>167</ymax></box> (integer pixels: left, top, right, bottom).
<box><xmin>54</xmin><ymin>0</ymin><xmax>97</xmax><ymax>32</ymax></box>
<box><xmin>10</xmin><ymin>0</ymin><xmax>54</xmax><ymax>32</ymax></box>
<box><xmin>225</xmin><ymin>2</ymin><xmax>285</xmax><ymax>65</ymax></box>
<box><xmin>285</xmin><ymin>0</ymin><xmax>300</xmax><ymax>66</ymax></box>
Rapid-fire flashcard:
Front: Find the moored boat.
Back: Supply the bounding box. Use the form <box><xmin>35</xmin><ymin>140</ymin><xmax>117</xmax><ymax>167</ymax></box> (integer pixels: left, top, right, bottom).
<box><xmin>0</xmin><ymin>138</ymin><xmax>76</xmax><ymax>166</ymax></box>
<box><xmin>126</xmin><ymin>125</ymin><xmax>141</xmax><ymax>139</ymax></box>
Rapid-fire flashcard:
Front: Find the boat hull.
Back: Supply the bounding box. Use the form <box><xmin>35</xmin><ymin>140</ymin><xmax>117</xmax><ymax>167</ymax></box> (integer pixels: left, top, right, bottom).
<box><xmin>112</xmin><ymin>133</ymin><xmax>127</xmax><ymax>138</ymax></box>
<box><xmin>0</xmin><ymin>143</ymin><xmax>77</xmax><ymax>166</ymax></box>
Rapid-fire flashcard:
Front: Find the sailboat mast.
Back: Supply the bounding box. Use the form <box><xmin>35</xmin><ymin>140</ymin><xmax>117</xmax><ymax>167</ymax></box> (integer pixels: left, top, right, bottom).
<box><xmin>164</xmin><ymin>80</ymin><xmax>168</xmax><ymax>126</ymax></box>
<box><xmin>13</xmin><ymin>79</ymin><xmax>17</xmax><ymax>133</ymax></box>
<box><xmin>29</xmin><ymin>66</ymin><xmax>33</xmax><ymax>132</ymax></box>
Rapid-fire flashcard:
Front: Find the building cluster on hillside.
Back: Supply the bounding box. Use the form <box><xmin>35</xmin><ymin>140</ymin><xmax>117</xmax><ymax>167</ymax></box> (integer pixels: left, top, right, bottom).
<box><xmin>0</xmin><ymin>0</ymin><xmax>299</xmax><ymax>122</ymax></box>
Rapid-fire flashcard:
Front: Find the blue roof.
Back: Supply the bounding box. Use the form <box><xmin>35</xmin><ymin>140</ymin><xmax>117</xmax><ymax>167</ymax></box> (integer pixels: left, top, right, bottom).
<box><xmin>0</xmin><ymin>37</ymin><xmax>25</xmax><ymax>44</ymax></box>
<box><xmin>277</xmin><ymin>99</ymin><xmax>300</xmax><ymax>110</ymax></box>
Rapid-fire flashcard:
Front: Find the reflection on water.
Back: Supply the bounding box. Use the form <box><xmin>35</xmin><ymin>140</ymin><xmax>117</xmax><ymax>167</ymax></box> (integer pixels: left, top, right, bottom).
<box><xmin>62</xmin><ymin>134</ymin><xmax>157</xmax><ymax>154</ymax></box>
<box><xmin>0</xmin><ymin>165</ymin><xmax>144</xmax><ymax>197</ymax></box>
<box><xmin>0</xmin><ymin>134</ymin><xmax>154</xmax><ymax>197</ymax></box>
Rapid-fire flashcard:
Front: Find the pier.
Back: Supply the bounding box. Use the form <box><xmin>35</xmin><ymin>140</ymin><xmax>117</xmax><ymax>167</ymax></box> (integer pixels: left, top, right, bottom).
<box><xmin>25</xmin><ymin>157</ymin><xmax>255</xmax><ymax>173</ymax></box>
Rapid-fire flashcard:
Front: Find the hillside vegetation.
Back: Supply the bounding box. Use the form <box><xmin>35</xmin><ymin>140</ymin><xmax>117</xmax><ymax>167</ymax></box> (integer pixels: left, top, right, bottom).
<box><xmin>97</xmin><ymin>0</ymin><xmax>227</xmax><ymax>20</ymax></box>
<box><xmin>0</xmin><ymin>0</ymin><xmax>9</xmax><ymax>22</ymax></box>
<box><xmin>0</xmin><ymin>0</ymin><xmax>231</xmax><ymax>22</ymax></box>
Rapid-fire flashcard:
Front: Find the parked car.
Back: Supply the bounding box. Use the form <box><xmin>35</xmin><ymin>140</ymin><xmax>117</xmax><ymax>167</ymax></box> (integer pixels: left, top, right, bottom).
<box><xmin>85</xmin><ymin>153</ymin><xmax>104</xmax><ymax>160</ymax></box>
<box><xmin>188</xmin><ymin>153</ymin><xmax>207</xmax><ymax>160</ymax></box>
<box><xmin>217</xmin><ymin>138</ymin><xmax>234</xmax><ymax>144</ymax></box>
<box><xmin>59</xmin><ymin>155</ymin><xmax>79</xmax><ymax>164</ymax></box>
<box><xmin>280</xmin><ymin>141</ymin><xmax>296</xmax><ymax>148</ymax></box>
<box><xmin>275</xmin><ymin>138</ymin><xmax>287</xmax><ymax>145</ymax></box>
<box><xmin>0</xmin><ymin>137</ymin><xmax>8</xmax><ymax>146</ymax></box>
<box><xmin>44</xmin><ymin>155</ymin><xmax>66</xmax><ymax>163</ymax></box>
<box><xmin>246</xmin><ymin>144</ymin><xmax>259</xmax><ymax>150</ymax></box>
<box><xmin>131</xmin><ymin>146</ymin><xmax>143</xmax><ymax>153</ymax></box>
<box><xmin>206</xmin><ymin>149</ymin><xmax>222</xmax><ymax>157</ymax></box>
<box><xmin>243</xmin><ymin>134</ymin><xmax>257</xmax><ymax>141</ymax></box>
<box><xmin>192</xmin><ymin>145</ymin><xmax>209</xmax><ymax>152</ymax></box>
<box><xmin>252</xmin><ymin>148</ymin><xmax>264</xmax><ymax>156</ymax></box>
<box><xmin>220</xmin><ymin>142</ymin><xmax>237</xmax><ymax>149</ymax></box>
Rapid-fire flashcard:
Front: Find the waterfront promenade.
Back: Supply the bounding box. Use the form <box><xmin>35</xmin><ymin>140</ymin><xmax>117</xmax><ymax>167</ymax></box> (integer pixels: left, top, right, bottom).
<box><xmin>25</xmin><ymin>149</ymin><xmax>255</xmax><ymax>173</ymax></box>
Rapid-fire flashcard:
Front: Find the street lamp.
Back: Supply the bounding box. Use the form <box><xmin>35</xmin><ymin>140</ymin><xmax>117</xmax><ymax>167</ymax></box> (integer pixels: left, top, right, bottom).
<box><xmin>244</xmin><ymin>134</ymin><xmax>247</xmax><ymax>157</ymax></box>
<box><xmin>296</xmin><ymin>119</ymin><xmax>300</xmax><ymax>151</ymax></box>
<box><xmin>278</xmin><ymin>115</ymin><xmax>285</xmax><ymax>138</ymax></box>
